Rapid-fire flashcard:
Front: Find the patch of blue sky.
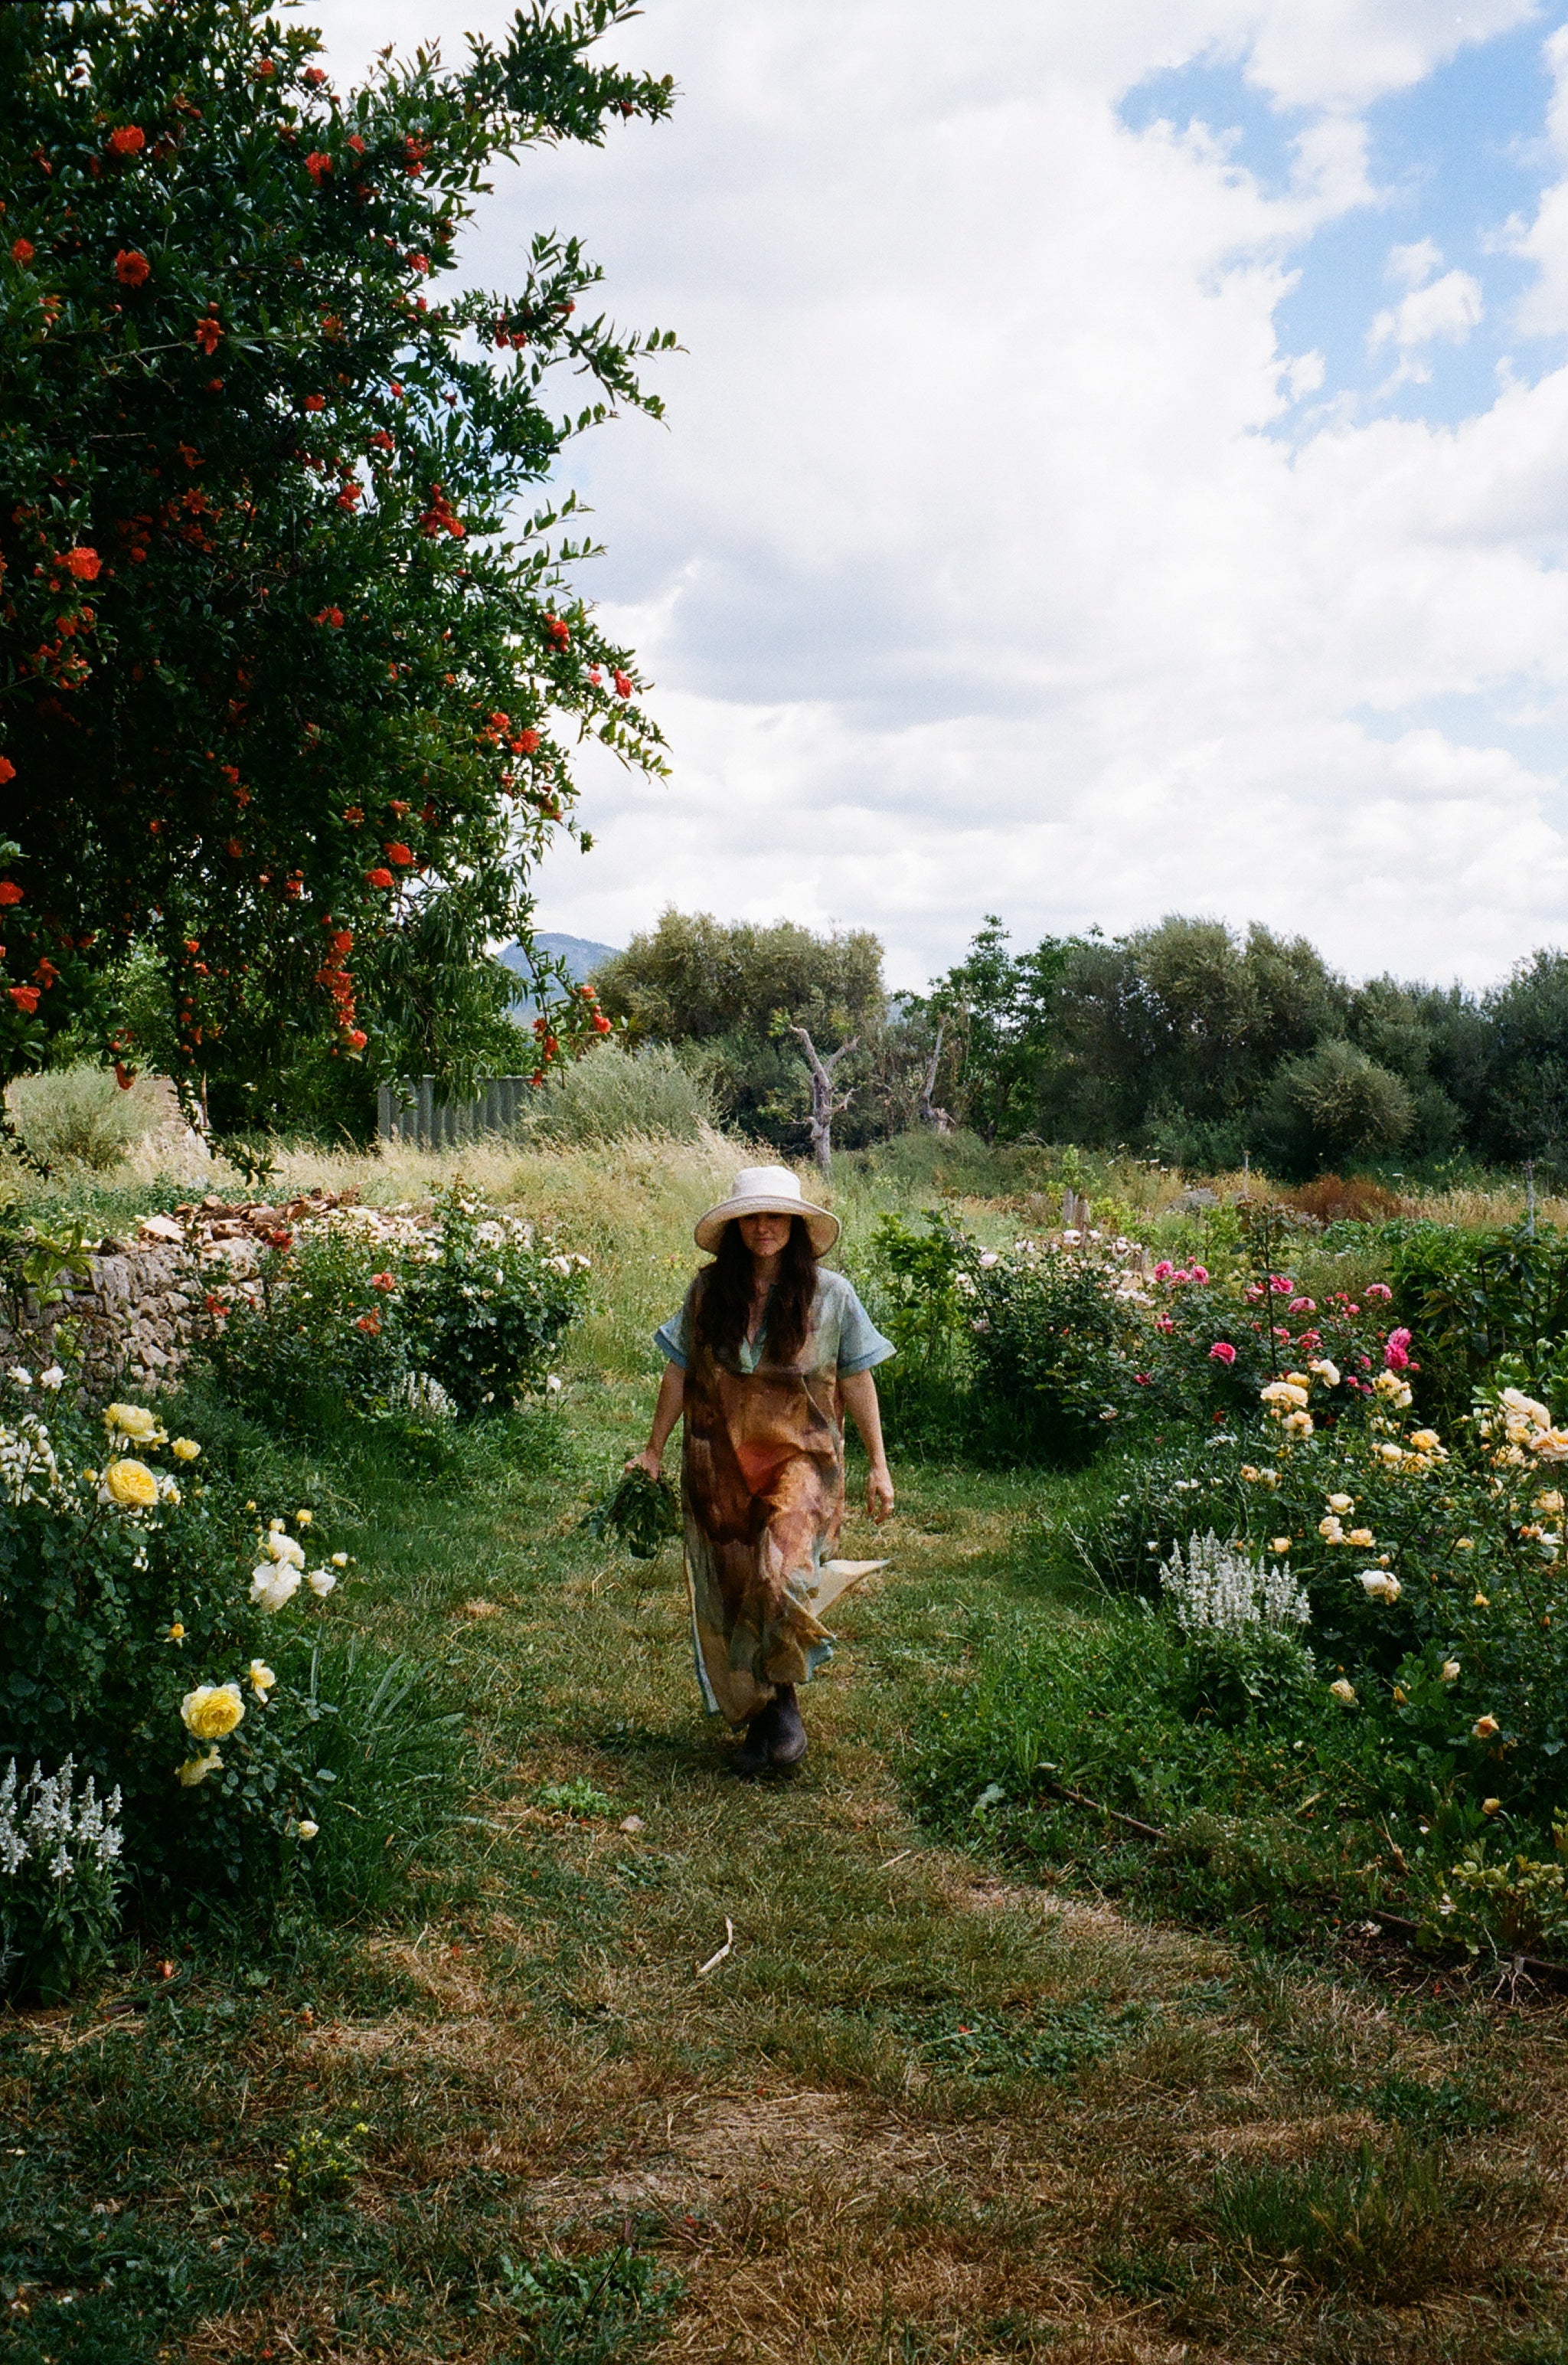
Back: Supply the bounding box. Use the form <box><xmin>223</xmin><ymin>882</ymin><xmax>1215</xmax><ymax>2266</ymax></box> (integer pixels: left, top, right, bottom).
<box><xmin>1352</xmin><ymin>691</ymin><xmax>1568</xmax><ymax>790</ymax></box>
<box><xmin>1120</xmin><ymin>16</ymin><xmax>1567</xmax><ymax>433</ymax></box>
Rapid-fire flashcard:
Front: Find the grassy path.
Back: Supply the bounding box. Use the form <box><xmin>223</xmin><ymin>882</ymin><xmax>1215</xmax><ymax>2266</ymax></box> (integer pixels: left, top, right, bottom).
<box><xmin>7</xmin><ymin>1369</ymin><xmax>1567</xmax><ymax>2364</ymax></box>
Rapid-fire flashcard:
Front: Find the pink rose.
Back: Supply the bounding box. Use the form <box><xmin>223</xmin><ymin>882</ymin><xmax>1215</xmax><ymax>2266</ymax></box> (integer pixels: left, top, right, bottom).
<box><xmin>1209</xmin><ymin>1341</ymin><xmax>1236</xmax><ymax>1365</ymax></box>
<box><xmin>1189</xmin><ymin>1264</ymin><xmax>1209</xmax><ymax>1284</ymax></box>
<box><xmin>1152</xmin><ymin>1261</ymin><xmax>1174</xmax><ymax>1281</ymax></box>
<box><xmin>1384</xmin><ymin>1327</ymin><xmax>1412</xmax><ymax>1371</ymax></box>
<box><xmin>1288</xmin><ymin>1297</ymin><xmax>1315</xmax><ymax>1313</ymax></box>
<box><xmin>1365</xmin><ymin>1282</ymin><xmax>1392</xmax><ymax>1301</ymax></box>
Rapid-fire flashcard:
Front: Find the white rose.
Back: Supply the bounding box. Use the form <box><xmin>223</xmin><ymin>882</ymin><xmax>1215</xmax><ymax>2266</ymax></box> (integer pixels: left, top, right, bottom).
<box><xmin>264</xmin><ymin>1531</ymin><xmax>305</xmax><ymax>1568</ymax></box>
<box><xmin>38</xmin><ymin>1366</ymin><xmax>64</xmax><ymax>1392</ymax></box>
<box><xmin>305</xmin><ymin>1568</ymin><xmax>337</xmax><ymax>1598</ymax></box>
<box><xmin>1358</xmin><ymin>1571</ymin><xmax>1401</xmax><ymax>1603</ymax></box>
<box><xmin>250</xmin><ymin>1565</ymin><xmax>302</xmax><ymax>1612</ymax></box>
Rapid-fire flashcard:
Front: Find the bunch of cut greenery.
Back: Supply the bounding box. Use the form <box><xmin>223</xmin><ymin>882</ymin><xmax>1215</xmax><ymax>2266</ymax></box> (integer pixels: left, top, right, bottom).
<box><xmin>581</xmin><ymin>1464</ymin><xmax>681</xmax><ymax>1559</ymax></box>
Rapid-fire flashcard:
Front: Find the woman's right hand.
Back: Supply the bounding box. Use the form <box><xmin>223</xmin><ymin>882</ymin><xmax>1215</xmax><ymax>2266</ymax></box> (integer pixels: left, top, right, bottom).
<box><xmin>625</xmin><ymin>1445</ymin><xmax>664</xmax><ymax>1481</ymax></box>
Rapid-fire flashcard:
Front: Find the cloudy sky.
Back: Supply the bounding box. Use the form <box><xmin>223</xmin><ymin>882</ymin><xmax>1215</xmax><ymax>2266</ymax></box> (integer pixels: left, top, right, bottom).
<box><xmin>313</xmin><ymin>0</ymin><xmax>1568</xmax><ymax>992</ymax></box>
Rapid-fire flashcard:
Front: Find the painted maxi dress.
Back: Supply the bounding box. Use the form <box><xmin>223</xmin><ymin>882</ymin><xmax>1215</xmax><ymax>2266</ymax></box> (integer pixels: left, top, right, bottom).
<box><xmin>654</xmin><ymin>1270</ymin><xmax>895</xmax><ymax>1726</ymax></box>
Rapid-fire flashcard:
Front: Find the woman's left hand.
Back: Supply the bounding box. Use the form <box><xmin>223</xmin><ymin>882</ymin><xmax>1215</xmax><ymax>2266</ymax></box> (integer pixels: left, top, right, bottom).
<box><xmin>866</xmin><ymin>1462</ymin><xmax>894</xmax><ymax>1523</ymax></box>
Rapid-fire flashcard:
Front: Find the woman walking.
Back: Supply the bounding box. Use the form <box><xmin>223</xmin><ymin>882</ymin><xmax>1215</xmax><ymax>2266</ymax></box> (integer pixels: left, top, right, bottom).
<box><xmin>628</xmin><ymin>1164</ymin><xmax>895</xmax><ymax>1776</ymax></box>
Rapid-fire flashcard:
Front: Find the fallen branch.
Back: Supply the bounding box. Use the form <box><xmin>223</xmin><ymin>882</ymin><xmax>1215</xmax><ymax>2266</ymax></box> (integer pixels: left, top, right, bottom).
<box><xmin>696</xmin><ymin>1917</ymin><xmax>734</xmax><ymax>1978</ymax></box>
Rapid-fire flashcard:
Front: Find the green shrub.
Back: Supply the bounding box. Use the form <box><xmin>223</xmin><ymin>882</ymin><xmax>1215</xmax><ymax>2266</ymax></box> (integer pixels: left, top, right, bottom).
<box><xmin>199</xmin><ymin>1218</ymin><xmax>413</xmax><ymax>1436</ymax></box>
<box><xmin>400</xmin><ymin>1184</ymin><xmax>587</xmax><ymax>1416</ymax></box>
<box><xmin>520</xmin><ymin>1040</ymin><xmax>717</xmax><ymax>1144</ymax></box>
<box><xmin>1392</xmin><ymin>1219</ymin><xmax>1568</xmax><ymax>1427</ymax></box>
<box><xmin>0</xmin><ymin>1370</ymin><xmax>391</xmax><ymax>1942</ymax></box>
<box><xmin>198</xmin><ymin>1189</ymin><xmax>588</xmax><ymax>1431</ymax></box>
<box><xmin>5</xmin><ymin>1064</ymin><xmax>165</xmax><ymax>1172</ymax></box>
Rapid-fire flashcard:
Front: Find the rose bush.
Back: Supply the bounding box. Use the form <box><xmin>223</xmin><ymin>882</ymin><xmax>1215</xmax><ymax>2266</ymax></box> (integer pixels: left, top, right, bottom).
<box><xmin>0</xmin><ymin>1364</ymin><xmax>393</xmax><ymax>1935</ymax></box>
<box><xmin>196</xmin><ymin>1188</ymin><xmax>587</xmax><ymax>1431</ymax></box>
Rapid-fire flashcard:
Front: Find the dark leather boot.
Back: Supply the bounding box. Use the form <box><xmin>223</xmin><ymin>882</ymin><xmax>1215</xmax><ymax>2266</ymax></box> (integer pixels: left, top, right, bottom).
<box><xmin>733</xmin><ymin>1696</ymin><xmax>780</xmax><ymax>1777</ymax></box>
<box><xmin>769</xmin><ymin>1684</ymin><xmax>807</xmax><ymax>1768</ymax></box>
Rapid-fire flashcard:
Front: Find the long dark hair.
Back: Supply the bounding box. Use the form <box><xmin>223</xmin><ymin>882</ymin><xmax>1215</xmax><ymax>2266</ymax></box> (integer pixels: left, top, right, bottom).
<box><xmin>694</xmin><ymin>1215</ymin><xmax>819</xmax><ymax>1368</ymax></box>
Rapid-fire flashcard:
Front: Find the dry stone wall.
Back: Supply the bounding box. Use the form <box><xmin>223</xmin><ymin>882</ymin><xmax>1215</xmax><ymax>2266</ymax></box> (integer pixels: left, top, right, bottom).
<box><xmin>0</xmin><ymin>1191</ymin><xmax>353</xmax><ymax>1397</ymax></box>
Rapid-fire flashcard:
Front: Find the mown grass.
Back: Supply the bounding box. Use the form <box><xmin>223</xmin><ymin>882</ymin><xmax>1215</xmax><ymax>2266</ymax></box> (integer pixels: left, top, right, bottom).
<box><xmin>5</xmin><ymin>1135</ymin><xmax>1568</xmax><ymax>2363</ymax></box>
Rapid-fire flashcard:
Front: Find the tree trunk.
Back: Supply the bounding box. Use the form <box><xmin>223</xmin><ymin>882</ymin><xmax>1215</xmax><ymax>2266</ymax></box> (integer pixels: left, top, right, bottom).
<box><xmin>789</xmin><ymin>1025</ymin><xmax>858</xmax><ymax>1178</ymax></box>
<box><xmin>917</xmin><ymin>1019</ymin><xmax>953</xmax><ymax>1133</ymax></box>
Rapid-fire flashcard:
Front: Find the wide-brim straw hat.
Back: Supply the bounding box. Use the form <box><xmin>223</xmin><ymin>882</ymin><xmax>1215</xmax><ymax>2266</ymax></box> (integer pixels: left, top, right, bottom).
<box><xmin>694</xmin><ymin>1164</ymin><xmax>839</xmax><ymax>1255</ymax></box>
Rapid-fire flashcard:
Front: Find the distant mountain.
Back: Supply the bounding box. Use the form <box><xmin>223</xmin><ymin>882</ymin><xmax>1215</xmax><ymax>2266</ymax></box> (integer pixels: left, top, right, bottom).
<box><xmin>500</xmin><ymin>932</ymin><xmax>621</xmax><ymax>993</ymax></box>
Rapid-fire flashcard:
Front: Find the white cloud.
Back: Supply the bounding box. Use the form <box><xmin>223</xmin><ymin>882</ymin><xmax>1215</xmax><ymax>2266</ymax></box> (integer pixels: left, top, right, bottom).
<box><xmin>1369</xmin><ymin>261</ymin><xmax>1484</xmax><ymax>384</ymax></box>
<box><xmin>309</xmin><ymin>0</ymin><xmax>1568</xmax><ymax>989</ymax></box>
<box><xmin>1387</xmin><ymin>237</ymin><xmax>1445</xmax><ymax>287</ymax></box>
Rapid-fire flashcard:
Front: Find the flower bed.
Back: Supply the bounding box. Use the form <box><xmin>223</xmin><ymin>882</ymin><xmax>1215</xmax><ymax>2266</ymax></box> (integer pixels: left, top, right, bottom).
<box><xmin>0</xmin><ymin>1363</ymin><xmax>445</xmax><ymax>1995</ymax></box>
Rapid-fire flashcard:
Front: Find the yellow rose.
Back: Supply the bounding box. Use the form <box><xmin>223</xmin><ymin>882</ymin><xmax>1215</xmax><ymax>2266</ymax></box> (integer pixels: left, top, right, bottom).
<box><xmin>105</xmin><ymin>1457</ymin><xmax>158</xmax><ymax>1509</ymax></box>
<box><xmin>1472</xmin><ymin>1714</ymin><xmax>1500</xmax><ymax>1739</ymax></box>
<box><xmin>171</xmin><ymin>1438</ymin><xmax>201</xmax><ymax>1462</ymax></box>
<box><xmin>1271</xmin><ymin>1537</ymin><xmax>1292</xmax><ymax>1555</ymax></box>
<box><xmin>296</xmin><ymin>1510</ymin><xmax>313</xmax><ymax>1526</ymax></box>
<box><xmin>164</xmin><ymin>1622</ymin><xmax>185</xmax><ymax>1643</ymax></box>
<box><xmin>1441</xmin><ymin>1660</ymin><xmax>1460</xmax><ymax>1682</ymax></box>
<box><xmin>1483</xmin><ymin>1797</ymin><xmax>1502</xmax><ymax>1815</ymax></box>
<box><xmin>105</xmin><ymin>1402</ymin><xmax>158</xmax><ymax>1441</ymax></box>
<box><xmin>248</xmin><ymin>1659</ymin><xmax>277</xmax><ymax>1699</ymax></box>
<box><xmin>177</xmin><ymin>1747</ymin><xmax>222</xmax><ymax>1787</ymax></box>
<box><xmin>181</xmin><ymin>1680</ymin><xmax>246</xmax><ymax>1740</ymax></box>
<box><xmin>1329</xmin><ymin>1678</ymin><xmax>1357</xmax><ymax>1706</ymax></box>
<box><xmin>1347</xmin><ymin>1528</ymin><xmax>1375</xmax><ymax>1548</ymax></box>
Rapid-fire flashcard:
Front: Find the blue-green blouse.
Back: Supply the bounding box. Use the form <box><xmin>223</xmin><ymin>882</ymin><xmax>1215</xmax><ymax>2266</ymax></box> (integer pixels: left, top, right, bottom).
<box><xmin>655</xmin><ymin>1268</ymin><xmax>894</xmax><ymax>1378</ymax></box>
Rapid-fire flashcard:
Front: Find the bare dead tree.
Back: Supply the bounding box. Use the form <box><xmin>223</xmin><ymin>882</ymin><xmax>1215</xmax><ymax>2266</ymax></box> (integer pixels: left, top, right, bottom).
<box><xmin>917</xmin><ymin>1017</ymin><xmax>954</xmax><ymax>1133</ymax></box>
<box><xmin>789</xmin><ymin>1024</ymin><xmax>858</xmax><ymax>1177</ymax></box>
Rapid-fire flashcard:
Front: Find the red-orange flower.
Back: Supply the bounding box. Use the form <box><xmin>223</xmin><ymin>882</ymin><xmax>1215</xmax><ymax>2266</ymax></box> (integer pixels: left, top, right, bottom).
<box><xmin>346</xmin><ymin>1027</ymin><xmax>367</xmax><ymax>1050</ymax></box>
<box><xmin>346</xmin><ymin>133</ymin><xmax>366</xmax><ymax>155</ymax></box>
<box><xmin>384</xmin><ymin>842</ymin><xmax>413</xmax><ymax>865</ymax></box>
<box><xmin>342</xmin><ymin>806</ymin><xmax>364</xmax><ymax>826</ymax></box>
<box><xmin>63</xmin><ymin>546</ymin><xmax>101</xmax><ymax>581</ymax></box>
<box><xmin>10</xmin><ymin>238</ymin><xmax>34</xmax><ymax>267</ymax></box>
<box><xmin>365</xmin><ymin>866</ymin><xmax>394</xmax><ymax>888</ymax></box>
<box><xmin>303</xmin><ymin>394</ymin><xmax>325</xmax><ymax>411</ymax></box>
<box><xmin>304</xmin><ymin>149</ymin><xmax>333</xmax><ymax>184</ymax></box>
<box><xmin>544</xmin><ymin>613</ymin><xmax>569</xmax><ymax>648</ymax></box>
<box><xmin>613</xmin><ymin>669</ymin><xmax>633</xmax><ymax>698</ymax></box>
<box><xmin>303</xmin><ymin>65</ymin><xmax>326</xmax><ymax>86</ymax></box>
<box><xmin>106</xmin><ymin>126</ymin><xmax>145</xmax><ymax>155</ymax></box>
<box><xmin>0</xmin><ymin>881</ymin><xmax>22</xmax><ymax>905</ymax></box>
<box><xmin>8</xmin><ymin>986</ymin><xmax>40</xmax><ymax>1015</ymax></box>
<box><xmin>34</xmin><ymin>958</ymin><xmax>58</xmax><ymax>987</ymax></box>
<box><xmin>116</xmin><ymin>1062</ymin><xmax>137</xmax><ymax>1091</ymax></box>
<box><xmin>193</xmin><ymin>316</ymin><xmax>221</xmax><ymax>355</ymax></box>
<box><xmin>355</xmin><ymin>1310</ymin><xmax>381</xmax><ymax>1335</ymax></box>
<box><xmin>371</xmin><ymin>1270</ymin><xmax>397</xmax><ymax>1293</ymax></box>
<box><xmin>0</xmin><ymin>759</ymin><xmax>15</xmax><ymax>787</ymax></box>
<box><xmin>115</xmin><ymin>248</ymin><xmax>151</xmax><ymax>286</ymax></box>
<box><xmin>313</xmin><ymin>605</ymin><xmax>343</xmax><ymax>628</ymax></box>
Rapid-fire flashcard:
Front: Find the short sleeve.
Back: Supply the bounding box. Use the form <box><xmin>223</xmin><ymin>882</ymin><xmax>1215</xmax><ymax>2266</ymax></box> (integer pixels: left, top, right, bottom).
<box><xmin>832</xmin><ymin>1277</ymin><xmax>896</xmax><ymax>1375</ymax></box>
<box><xmin>653</xmin><ymin>1285</ymin><xmax>693</xmax><ymax>1369</ymax></box>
